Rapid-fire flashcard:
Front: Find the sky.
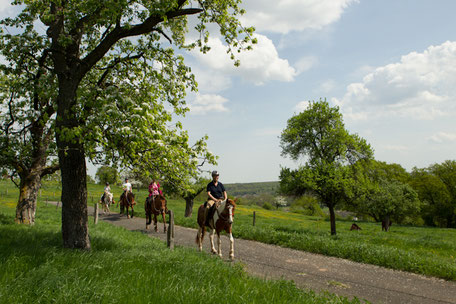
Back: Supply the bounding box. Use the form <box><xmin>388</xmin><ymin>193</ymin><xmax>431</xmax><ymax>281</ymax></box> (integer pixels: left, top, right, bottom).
<box><xmin>1</xmin><ymin>1</ymin><xmax>456</xmax><ymax>183</ymax></box>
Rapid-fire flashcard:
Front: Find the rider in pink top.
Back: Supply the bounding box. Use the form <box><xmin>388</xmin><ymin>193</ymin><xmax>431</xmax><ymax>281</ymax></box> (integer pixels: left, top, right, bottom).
<box><xmin>148</xmin><ymin>179</ymin><xmax>162</xmax><ymax>197</ymax></box>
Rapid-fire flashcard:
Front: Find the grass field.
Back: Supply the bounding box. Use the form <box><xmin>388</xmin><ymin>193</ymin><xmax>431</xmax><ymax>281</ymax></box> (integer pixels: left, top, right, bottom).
<box><xmin>0</xmin><ymin>186</ymin><xmax>358</xmax><ymax>304</ymax></box>
<box><xmin>2</xmin><ymin>180</ymin><xmax>456</xmax><ymax>282</ymax></box>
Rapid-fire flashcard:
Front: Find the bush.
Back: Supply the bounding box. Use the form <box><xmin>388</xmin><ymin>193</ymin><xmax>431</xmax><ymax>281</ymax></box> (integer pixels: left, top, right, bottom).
<box><xmin>262</xmin><ymin>202</ymin><xmax>273</xmax><ymax>210</ymax></box>
<box><xmin>290</xmin><ymin>195</ymin><xmax>325</xmax><ymax>217</ymax></box>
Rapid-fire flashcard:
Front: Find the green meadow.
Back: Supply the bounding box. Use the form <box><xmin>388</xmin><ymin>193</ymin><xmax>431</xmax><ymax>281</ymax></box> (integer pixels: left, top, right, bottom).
<box><xmin>2</xmin><ymin>180</ymin><xmax>456</xmax><ymax>282</ymax></box>
<box><xmin>0</xmin><ymin>182</ymin><xmax>358</xmax><ymax>304</ymax></box>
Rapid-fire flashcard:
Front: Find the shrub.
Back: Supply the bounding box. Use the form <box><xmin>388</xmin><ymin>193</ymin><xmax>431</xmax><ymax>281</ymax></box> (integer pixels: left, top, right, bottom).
<box><xmin>262</xmin><ymin>202</ymin><xmax>273</xmax><ymax>210</ymax></box>
<box><xmin>290</xmin><ymin>195</ymin><xmax>325</xmax><ymax>217</ymax></box>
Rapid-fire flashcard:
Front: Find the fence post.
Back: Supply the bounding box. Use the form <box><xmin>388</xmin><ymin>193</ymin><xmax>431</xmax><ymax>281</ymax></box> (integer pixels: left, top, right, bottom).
<box><xmin>56</xmin><ymin>201</ymin><xmax>60</xmax><ymax>210</ymax></box>
<box><xmin>253</xmin><ymin>211</ymin><xmax>256</xmax><ymax>226</ymax></box>
<box><xmin>167</xmin><ymin>210</ymin><xmax>174</xmax><ymax>250</ymax></box>
<box><xmin>94</xmin><ymin>203</ymin><xmax>99</xmax><ymax>224</ymax></box>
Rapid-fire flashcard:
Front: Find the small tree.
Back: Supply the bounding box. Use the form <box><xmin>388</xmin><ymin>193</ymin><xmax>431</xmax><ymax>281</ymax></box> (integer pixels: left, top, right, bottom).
<box><xmin>279</xmin><ymin>99</ymin><xmax>372</xmax><ymax>235</ymax></box>
<box><xmin>361</xmin><ymin>180</ymin><xmax>420</xmax><ymax>231</ymax></box>
<box><xmin>95</xmin><ymin>166</ymin><xmax>121</xmax><ymax>185</ymax></box>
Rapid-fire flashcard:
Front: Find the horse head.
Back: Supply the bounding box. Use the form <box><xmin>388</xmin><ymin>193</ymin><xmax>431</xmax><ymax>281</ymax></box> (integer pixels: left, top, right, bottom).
<box><xmin>225</xmin><ymin>198</ymin><xmax>237</xmax><ymax>224</ymax></box>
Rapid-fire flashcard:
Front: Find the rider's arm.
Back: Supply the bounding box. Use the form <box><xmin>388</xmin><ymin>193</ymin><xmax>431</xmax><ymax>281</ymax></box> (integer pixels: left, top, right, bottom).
<box><xmin>223</xmin><ymin>191</ymin><xmax>227</xmax><ymax>201</ymax></box>
<box><xmin>207</xmin><ymin>191</ymin><xmax>218</xmax><ymax>202</ymax></box>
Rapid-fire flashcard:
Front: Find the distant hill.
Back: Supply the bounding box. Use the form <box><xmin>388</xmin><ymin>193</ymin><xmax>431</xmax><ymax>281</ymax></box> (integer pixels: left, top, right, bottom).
<box><xmin>225</xmin><ymin>181</ymin><xmax>279</xmax><ymax>196</ymax></box>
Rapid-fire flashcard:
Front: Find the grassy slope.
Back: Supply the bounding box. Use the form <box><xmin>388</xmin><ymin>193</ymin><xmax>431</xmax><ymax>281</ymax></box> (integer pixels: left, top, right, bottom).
<box><xmin>3</xmin><ymin>180</ymin><xmax>456</xmax><ymax>281</ymax></box>
<box><xmin>0</xmin><ymin>193</ymin><xmax>356</xmax><ymax>303</ymax></box>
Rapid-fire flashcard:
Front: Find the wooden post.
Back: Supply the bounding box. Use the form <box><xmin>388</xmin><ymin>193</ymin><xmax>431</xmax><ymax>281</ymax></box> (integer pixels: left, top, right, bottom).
<box><xmin>94</xmin><ymin>203</ymin><xmax>99</xmax><ymax>224</ymax></box>
<box><xmin>56</xmin><ymin>201</ymin><xmax>60</xmax><ymax>209</ymax></box>
<box><xmin>167</xmin><ymin>210</ymin><xmax>174</xmax><ymax>250</ymax></box>
<box><xmin>253</xmin><ymin>211</ymin><xmax>256</xmax><ymax>226</ymax></box>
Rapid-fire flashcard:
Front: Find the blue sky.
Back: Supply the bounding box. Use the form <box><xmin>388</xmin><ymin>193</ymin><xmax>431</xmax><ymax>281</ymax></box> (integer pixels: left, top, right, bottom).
<box><xmin>2</xmin><ymin>1</ymin><xmax>456</xmax><ymax>183</ymax></box>
<box><xmin>180</xmin><ymin>0</ymin><xmax>456</xmax><ymax>183</ymax></box>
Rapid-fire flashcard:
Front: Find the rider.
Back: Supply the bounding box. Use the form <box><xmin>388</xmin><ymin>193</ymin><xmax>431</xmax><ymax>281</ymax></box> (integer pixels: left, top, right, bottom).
<box><xmin>101</xmin><ymin>182</ymin><xmax>111</xmax><ymax>202</ymax></box>
<box><xmin>148</xmin><ymin>179</ymin><xmax>162</xmax><ymax>201</ymax></box>
<box><xmin>121</xmin><ymin>178</ymin><xmax>132</xmax><ymax>203</ymax></box>
<box><xmin>205</xmin><ymin>170</ymin><xmax>227</xmax><ymax>226</ymax></box>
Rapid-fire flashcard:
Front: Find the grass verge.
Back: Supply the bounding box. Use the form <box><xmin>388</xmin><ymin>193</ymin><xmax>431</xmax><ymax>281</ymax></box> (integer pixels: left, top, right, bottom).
<box><xmin>0</xmin><ymin>200</ymin><xmax>360</xmax><ymax>304</ymax></box>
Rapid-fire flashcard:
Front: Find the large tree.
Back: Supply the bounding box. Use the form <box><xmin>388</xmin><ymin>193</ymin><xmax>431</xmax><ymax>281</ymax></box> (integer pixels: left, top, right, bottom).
<box><xmin>2</xmin><ymin>0</ymin><xmax>254</xmax><ymax>249</ymax></box>
<box><xmin>279</xmin><ymin>99</ymin><xmax>372</xmax><ymax>235</ymax></box>
<box><xmin>0</xmin><ymin>26</ymin><xmax>59</xmax><ymax>225</ymax></box>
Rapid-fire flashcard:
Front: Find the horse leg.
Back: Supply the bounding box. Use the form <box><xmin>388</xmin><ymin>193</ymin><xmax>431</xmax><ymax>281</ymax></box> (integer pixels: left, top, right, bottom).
<box><xmin>126</xmin><ymin>205</ymin><xmax>130</xmax><ymax>219</ymax></box>
<box><xmin>153</xmin><ymin>213</ymin><xmax>158</xmax><ymax>232</ymax></box>
<box><xmin>131</xmin><ymin>205</ymin><xmax>134</xmax><ymax>218</ymax></box>
<box><xmin>161</xmin><ymin>211</ymin><xmax>167</xmax><ymax>233</ymax></box>
<box><xmin>209</xmin><ymin>229</ymin><xmax>217</xmax><ymax>254</ymax></box>
<box><xmin>229</xmin><ymin>230</ymin><xmax>234</xmax><ymax>261</ymax></box>
<box><xmin>146</xmin><ymin>212</ymin><xmax>150</xmax><ymax>230</ymax></box>
<box><xmin>217</xmin><ymin>231</ymin><xmax>222</xmax><ymax>258</ymax></box>
<box><xmin>196</xmin><ymin>227</ymin><xmax>203</xmax><ymax>252</ymax></box>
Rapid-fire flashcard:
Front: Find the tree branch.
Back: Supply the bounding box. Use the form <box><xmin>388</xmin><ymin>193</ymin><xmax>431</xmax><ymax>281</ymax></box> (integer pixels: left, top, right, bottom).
<box><xmin>80</xmin><ymin>7</ymin><xmax>202</xmax><ymax>75</ymax></box>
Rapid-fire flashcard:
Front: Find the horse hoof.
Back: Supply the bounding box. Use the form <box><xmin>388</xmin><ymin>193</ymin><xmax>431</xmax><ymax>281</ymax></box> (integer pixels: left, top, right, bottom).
<box><xmin>127</xmin><ymin>215</ymin><xmax>130</xmax><ymax>219</ymax></box>
<box><xmin>218</xmin><ymin>254</ymin><xmax>223</xmax><ymax>258</ymax></box>
<box><xmin>229</xmin><ymin>255</ymin><xmax>234</xmax><ymax>261</ymax></box>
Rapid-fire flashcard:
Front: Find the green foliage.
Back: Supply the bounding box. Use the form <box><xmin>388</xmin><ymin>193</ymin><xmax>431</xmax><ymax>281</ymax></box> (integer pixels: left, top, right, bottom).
<box><xmin>262</xmin><ymin>202</ymin><xmax>273</xmax><ymax>210</ymax></box>
<box><xmin>290</xmin><ymin>195</ymin><xmax>325</xmax><ymax>217</ymax></box>
<box><xmin>0</xmin><ymin>198</ymin><xmax>357</xmax><ymax>304</ymax></box>
<box><xmin>409</xmin><ymin>160</ymin><xmax>456</xmax><ymax>228</ymax></box>
<box><xmin>95</xmin><ymin>166</ymin><xmax>121</xmax><ymax>185</ymax></box>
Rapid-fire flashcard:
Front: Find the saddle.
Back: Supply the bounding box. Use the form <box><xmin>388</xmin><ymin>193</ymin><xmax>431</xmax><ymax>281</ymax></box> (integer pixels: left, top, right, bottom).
<box><xmin>205</xmin><ymin>201</ymin><xmax>221</xmax><ymax>227</ymax></box>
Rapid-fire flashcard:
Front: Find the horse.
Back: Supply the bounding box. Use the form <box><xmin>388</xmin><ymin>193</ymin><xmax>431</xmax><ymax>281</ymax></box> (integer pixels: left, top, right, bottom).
<box><xmin>119</xmin><ymin>191</ymin><xmax>136</xmax><ymax>218</ymax></box>
<box><xmin>145</xmin><ymin>195</ymin><xmax>168</xmax><ymax>232</ymax></box>
<box><xmin>100</xmin><ymin>192</ymin><xmax>114</xmax><ymax>214</ymax></box>
<box><xmin>195</xmin><ymin>199</ymin><xmax>236</xmax><ymax>260</ymax></box>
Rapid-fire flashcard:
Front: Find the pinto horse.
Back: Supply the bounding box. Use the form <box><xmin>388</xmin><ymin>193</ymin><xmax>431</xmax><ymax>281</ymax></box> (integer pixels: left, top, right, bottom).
<box><xmin>100</xmin><ymin>192</ymin><xmax>114</xmax><ymax>214</ymax></box>
<box><xmin>196</xmin><ymin>199</ymin><xmax>236</xmax><ymax>260</ymax></box>
<box><xmin>119</xmin><ymin>192</ymin><xmax>136</xmax><ymax>218</ymax></box>
<box><xmin>145</xmin><ymin>195</ymin><xmax>168</xmax><ymax>232</ymax></box>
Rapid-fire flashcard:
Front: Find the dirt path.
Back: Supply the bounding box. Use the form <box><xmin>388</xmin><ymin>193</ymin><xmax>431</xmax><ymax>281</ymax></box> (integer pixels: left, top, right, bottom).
<box><xmin>87</xmin><ymin>205</ymin><xmax>456</xmax><ymax>304</ymax></box>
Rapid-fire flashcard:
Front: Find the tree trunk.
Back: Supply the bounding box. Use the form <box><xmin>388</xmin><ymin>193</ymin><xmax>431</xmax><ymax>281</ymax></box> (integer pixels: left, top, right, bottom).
<box><xmin>328</xmin><ymin>205</ymin><xmax>337</xmax><ymax>235</ymax></box>
<box><xmin>382</xmin><ymin>215</ymin><xmax>391</xmax><ymax>232</ymax></box>
<box><xmin>56</xmin><ymin>79</ymin><xmax>91</xmax><ymax>250</ymax></box>
<box><xmin>184</xmin><ymin>197</ymin><xmax>194</xmax><ymax>217</ymax></box>
<box><xmin>15</xmin><ymin>172</ymin><xmax>41</xmax><ymax>225</ymax></box>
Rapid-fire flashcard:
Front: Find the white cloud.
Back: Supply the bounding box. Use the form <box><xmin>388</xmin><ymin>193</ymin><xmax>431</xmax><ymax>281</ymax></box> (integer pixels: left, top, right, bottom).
<box><xmin>295</xmin><ymin>56</ymin><xmax>318</xmax><ymax>74</ymax></box>
<box><xmin>294</xmin><ymin>100</ymin><xmax>310</xmax><ymax>112</ymax></box>
<box><xmin>191</xmin><ymin>34</ymin><xmax>297</xmax><ymax>85</ymax></box>
<box><xmin>240</xmin><ymin>0</ymin><xmax>358</xmax><ymax>34</ymax></box>
<box><xmin>336</xmin><ymin>41</ymin><xmax>456</xmax><ymax>121</ymax></box>
<box><xmin>428</xmin><ymin>132</ymin><xmax>456</xmax><ymax>143</ymax></box>
<box><xmin>188</xmin><ymin>94</ymin><xmax>229</xmax><ymax>115</ymax></box>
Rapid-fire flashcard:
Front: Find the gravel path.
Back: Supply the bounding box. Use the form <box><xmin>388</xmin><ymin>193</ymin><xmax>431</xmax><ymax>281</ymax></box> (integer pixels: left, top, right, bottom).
<box><xmin>86</xmin><ymin>205</ymin><xmax>456</xmax><ymax>304</ymax></box>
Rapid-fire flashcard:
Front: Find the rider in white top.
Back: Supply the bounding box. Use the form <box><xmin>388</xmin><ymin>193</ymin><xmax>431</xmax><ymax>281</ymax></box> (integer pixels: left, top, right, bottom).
<box><xmin>122</xmin><ymin>179</ymin><xmax>132</xmax><ymax>193</ymax></box>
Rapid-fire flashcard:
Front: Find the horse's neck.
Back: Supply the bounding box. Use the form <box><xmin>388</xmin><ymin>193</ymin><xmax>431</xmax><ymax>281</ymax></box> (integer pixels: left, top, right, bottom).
<box><xmin>216</xmin><ymin>200</ymin><xmax>227</xmax><ymax>212</ymax></box>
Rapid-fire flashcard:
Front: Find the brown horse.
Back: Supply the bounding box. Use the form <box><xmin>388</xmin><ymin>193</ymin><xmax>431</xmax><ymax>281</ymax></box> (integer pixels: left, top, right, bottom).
<box><xmin>195</xmin><ymin>199</ymin><xmax>236</xmax><ymax>260</ymax></box>
<box><xmin>119</xmin><ymin>192</ymin><xmax>136</xmax><ymax>218</ymax></box>
<box><xmin>145</xmin><ymin>195</ymin><xmax>168</xmax><ymax>232</ymax></box>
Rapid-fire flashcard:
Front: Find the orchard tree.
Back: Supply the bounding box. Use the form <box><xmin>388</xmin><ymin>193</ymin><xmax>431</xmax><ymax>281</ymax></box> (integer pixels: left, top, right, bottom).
<box><xmin>4</xmin><ymin>0</ymin><xmax>255</xmax><ymax>249</ymax></box>
<box><xmin>0</xmin><ymin>30</ymin><xmax>59</xmax><ymax>225</ymax></box>
<box><xmin>359</xmin><ymin>179</ymin><xmax>420</xmax><ymax>231</ymax></box>
<box><xmin>279</xmin><ymin>99</ymin><xmax>372</xmax><ymax>235</ymax></box>
<box><xmin>95</xmin><ymin>166</ymin><xmax>120</xmax><ymax>185</ymax></box>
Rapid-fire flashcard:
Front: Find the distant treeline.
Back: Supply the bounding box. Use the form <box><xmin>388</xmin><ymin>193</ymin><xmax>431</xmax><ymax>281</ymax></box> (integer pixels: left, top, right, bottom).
<box><xmin>225</xmin><ymin>181</ymin><xmax>279</xmax><ymax>196</ymax></box>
